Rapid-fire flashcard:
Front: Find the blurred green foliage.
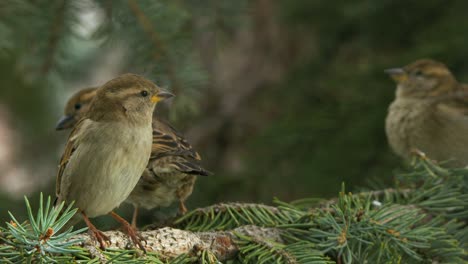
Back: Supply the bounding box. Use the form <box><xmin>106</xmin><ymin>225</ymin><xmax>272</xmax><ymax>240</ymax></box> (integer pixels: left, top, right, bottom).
<box><xmin>1</xmin><ymin>0</ymin><xmax>468</xmax><ymax>227</ymax></box>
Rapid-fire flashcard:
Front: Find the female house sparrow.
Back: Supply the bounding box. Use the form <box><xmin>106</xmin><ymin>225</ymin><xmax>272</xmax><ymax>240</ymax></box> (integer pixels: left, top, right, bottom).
<box><xmin>56</xmin><ymin>87</ymin><xmax>209</xmax><ymax>227</ymax></box>
<box><xmin>55</xmin><ymin>87</ymin><xmax>97</xmax><ymax>130</ymax></box>
<box><xmin>385</xmin><ymin>59</ymin><xmax>468</xmax><ymax>167</ymax></box>
<box><xmin>55</xmin><ymin>74</ymin><xmax>173</xmax><ymax>249</ymax></box>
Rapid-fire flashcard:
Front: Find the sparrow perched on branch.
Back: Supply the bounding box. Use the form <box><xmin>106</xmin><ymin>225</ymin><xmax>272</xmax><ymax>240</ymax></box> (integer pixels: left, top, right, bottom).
<box><xmin>385</xmin><ymin>59</ymin><xmax>468</xmax><ymax>167</ymax></box>
<box><xmin>55</xmin><ymin>74</ymin><xmax>173</xmax><ymax>249</ymax></box>
<box><xmin>56</xmin><ymin>86</ymin><xmax>209</xmax><ymax>228</ymax></box>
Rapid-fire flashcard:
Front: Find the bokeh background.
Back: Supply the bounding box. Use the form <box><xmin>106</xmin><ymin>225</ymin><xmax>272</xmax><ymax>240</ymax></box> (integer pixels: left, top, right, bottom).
<box><xmin>1</xmin><ymin>0</ymin><xmax>468</xmax><ymax>226</ymax></box>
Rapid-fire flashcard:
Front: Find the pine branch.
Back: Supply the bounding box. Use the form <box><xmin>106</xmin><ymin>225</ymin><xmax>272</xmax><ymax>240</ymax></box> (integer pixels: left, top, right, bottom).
<box><xmin>41</xmin><ymin>0</ymin><xmax>67</xmax><ymax>74</ymax></box>
<box><xmin>1</xmin><ymin>157</ymin><xmax>467</xmax><ymax>263</ymax></box>
<box><xmin>175</xmin><ymin>202</ymin><xmax>304</xmax><ymax>231</ymax></box>
<box><xmin>126</xmin><ymin>0</ymin><xmax>181</xmax><ymax>95</ymax></box>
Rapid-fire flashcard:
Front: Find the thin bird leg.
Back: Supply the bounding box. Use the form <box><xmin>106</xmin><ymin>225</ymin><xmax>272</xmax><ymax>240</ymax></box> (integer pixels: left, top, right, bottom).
<box><xmin>179</xmin><ymin>200</ymin><xmax>188</xmax><ymax>215</ymax></box>
<box><xmin>109</xmin><ymin>211</ymin><xmax>146</xmax><ymax>252</ymax></box>
<box><xmin>410</xmin><ymin>148</ymin><xmax>428</xmax><ymax>159</ymax></box>
<box><xmin>131</xmin><ymin>206</ymin><xmax>139</xmax><ymax>229</ymax></box>
<box><xmin>81</xmin><ymin>211</ymin><xmax>110</xmax><ymax>249</ymax></box>
<box><xmin>410</xmin><ymin>148</ymin><xmax>438</xmax><ymax>164</ymax></box>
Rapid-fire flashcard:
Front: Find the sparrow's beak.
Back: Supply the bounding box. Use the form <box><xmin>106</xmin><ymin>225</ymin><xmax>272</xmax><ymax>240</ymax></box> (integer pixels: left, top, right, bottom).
<box><xmin>384</xmin><ymin>68</ymin><xmax>408</xmax><ymax>83</ymax></box>
<box><xmin>55</xmin><ymin>115</ymin><xmax>75</xmax><ymax>130</ymax></box>
<box><xmin>151</xmin><ymin>90</ymin><xmax>174</xmax><ymax>103</ymax></box>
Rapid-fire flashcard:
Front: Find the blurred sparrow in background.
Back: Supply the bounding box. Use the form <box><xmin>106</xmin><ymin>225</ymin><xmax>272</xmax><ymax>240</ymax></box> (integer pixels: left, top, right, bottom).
<box><xmin>55</xmin><ymin>87</ymin><xmax>96</xmax><ymax>130</ymax></box>
<box><xmin>55</xmin><ymin>74</ymin><xmax>173</xmax><ymax>249</ymax></box>
<box><xmin>57</xmin><ymin>87</ymin><xmax>209</xmax><ymax>228</ymax></box>
<box><xmin>385</xmin><ymin>59</ymin><xmax>468</xmax><ymax>167</ymax></box>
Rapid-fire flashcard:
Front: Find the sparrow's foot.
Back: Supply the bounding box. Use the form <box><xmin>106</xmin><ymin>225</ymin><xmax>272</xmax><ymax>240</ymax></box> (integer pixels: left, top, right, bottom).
<box><xmin>110</xmin><ymin>211</ymin><xmax>147</xmax><ymax>253</ymax></box>
<box><xmin>410</xmin><ymin>148</ymin><xmax>438</xmax><ymax>163</ymax></box>
<box><xmin>179</xmin><ymin>200</ymin><xmax>188</xmax><ymax>215</ymax></box>
<box><xmin>81</xmin><ymin>211</ymin><xmax>110</xmax><ymax>249</ymax></box>
<box><xmin>410</xmin><ymin>148</ymin><xmax>427</xmax><ymax>159</ymax></box>
<box><xmin>89</xmin><ymin>229</ymin><xmax>111</xmax><ymax>250</ymax></box>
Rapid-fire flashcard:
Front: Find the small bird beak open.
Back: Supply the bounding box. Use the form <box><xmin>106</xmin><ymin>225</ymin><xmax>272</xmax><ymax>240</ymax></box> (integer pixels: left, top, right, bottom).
<box><xmin>56</xmin><ymin>115</ymin><xmax>75</xmax><ymax>130</ymax></box>
<box><xmin>151</xmin><ymin>90</ymin><xmax>174</xmax><ymax>103</ymax></box>
<box><xmin>384</xmin><ymin>68</ymin><xmax>408</xmax><ymax>83</ymax></box>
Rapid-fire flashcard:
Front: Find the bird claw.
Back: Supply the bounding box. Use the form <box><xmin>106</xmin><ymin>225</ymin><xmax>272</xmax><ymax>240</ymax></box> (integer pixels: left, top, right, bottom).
<box><xmin>410</xmin><ymin>148</ymin><xmax>438</xmax><ymax>164</ymax></box>
<box><xmin>89</xmin><ymin>227</ymin><xmax>111</xmax><ymax>250</ymax></box>
<box><xmin>121</xmin><ymin>223</ymin><xmax>147</xmax><ymax>253</ymax></box>
<box><xmin>109</xmin><ymin>211</ymin><xmax>147</xmax><ymax>252</ymax></box>
<box><xmin>82</xmin><ymin>211</ymin><xmax>110</xmax><ymax>250</ymax></box>
<box><xmin>410</xmin><ymin>148</ymin><xmax>427</xmax><ymax>159</ymax></box>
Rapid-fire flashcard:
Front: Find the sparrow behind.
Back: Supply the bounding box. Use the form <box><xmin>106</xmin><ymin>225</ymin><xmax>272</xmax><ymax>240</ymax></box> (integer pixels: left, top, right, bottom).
<box><xmin>385</xmin><ymin>59</ymin><xmax>468</xmax><ymax>167</ymax></box>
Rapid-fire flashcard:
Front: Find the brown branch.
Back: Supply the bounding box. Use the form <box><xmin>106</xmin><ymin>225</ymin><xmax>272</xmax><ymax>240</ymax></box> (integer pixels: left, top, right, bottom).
<box><xmin>41</xmin><ymin>0</ymin><xmax>67</xmax><ymax>74</ymax></box>
<box><xmin>69</xmin><ymin>225</ymin><xmax>282</xmax><ymax>261</ymax></box>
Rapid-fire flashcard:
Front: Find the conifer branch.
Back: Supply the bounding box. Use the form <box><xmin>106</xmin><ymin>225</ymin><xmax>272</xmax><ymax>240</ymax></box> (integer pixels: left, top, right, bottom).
<box><xmin>126</xmin><ymin>0</ymin><xmax>180</xmax><ymax>94</ymax></box>
<box><xmin>1</xmin><ymin>157</ymin><xmax>467</xmax><ymax>263</ymax></box>
<box><xmin>41</xmin><ymin>0</ymin><xmax>67</xmax><ymax>74</ymax></box>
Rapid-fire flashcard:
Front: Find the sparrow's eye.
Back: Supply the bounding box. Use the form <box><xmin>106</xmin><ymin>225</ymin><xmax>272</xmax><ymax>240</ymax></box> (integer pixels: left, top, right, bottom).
<box><xmin>140</xmin><ymin>90</ymin><xmax>149</xmax><ymax>97</ymax></box>
<box><xmin>414</xmin><ymin>70</ymin><xmax>423</xmax><ymax>77</ymax></box>
<box><xmin>74</xmin><ymin>103</ymin><xmax>81</xmax><ymax>110</ymax></box>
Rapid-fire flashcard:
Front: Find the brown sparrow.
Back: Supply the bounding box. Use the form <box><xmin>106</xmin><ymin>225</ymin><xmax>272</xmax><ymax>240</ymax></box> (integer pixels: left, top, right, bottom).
<box><xmin>56</xmin><ymin>87</ymin><xmax>209</xmax><ymax>228</ymax></box>
<box><xmin>55</xmin><ymin>74</ymin><xmax>173</xmax><ymax>249</ymax></box>
<box><xmin>385</xmin><ymin>59</ymin><xmax>468</xmax><ymax>166</ymax></box>
<box><xmin>55</xmin><ymin>87</ymin><xmax>97</xmax><ymax>130</ymax></box>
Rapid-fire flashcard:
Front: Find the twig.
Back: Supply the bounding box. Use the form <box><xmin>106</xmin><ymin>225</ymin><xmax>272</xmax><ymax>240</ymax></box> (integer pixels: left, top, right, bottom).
<box><xmin>126</xmin><ymin>0</ymin><xmax>180</xmax><ymax>95</ymax></box>
<box><xmin>67</xmin><ymin>226</ymin><xmax>282</xmax><ymax>261</ymax></box>
<box><xmin>41</xmin><ymin>0</ymin><xmax>67</xmax><ymax>74</ymax></box>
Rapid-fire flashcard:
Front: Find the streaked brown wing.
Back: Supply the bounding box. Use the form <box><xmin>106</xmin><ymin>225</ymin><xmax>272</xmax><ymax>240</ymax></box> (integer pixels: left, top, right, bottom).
<box><xmin>437</xmin><ymin>86</ymin><xmax>468</xmax><ymax>116</ymax></box>
<box><xmin>150</xmin><ymin>118</ymin><xmax>201</xmax><ymax>161</ymax></box>
<box><xmin>55</xmin><ymin>118</ymin><xmax>86</xmax><ymax>197</ymax></box>
<box><xmin>149</xmin><ymin>118</ymin><xmax>210</xmax><ymax>176</ymax></box>
<box><xmin>150</xmin><ymin>155</ymin><xmax>211</xmax><ymax>177</ymax></box>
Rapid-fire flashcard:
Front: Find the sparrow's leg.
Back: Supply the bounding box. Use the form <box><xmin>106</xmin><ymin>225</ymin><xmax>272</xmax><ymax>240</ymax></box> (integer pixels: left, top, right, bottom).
<box><xmin>109</xmin><ymin>211</ymin><xmax>146</xmax><ymax>252</ymax></box>
<box><xmin>131</xmin><ymin>206</ymin><xmax>139</xmax><ymax>229</ymax></box>
<box><xmin>410</xmin><ymin>148</ymin><xmax>427</xmax><ymax>159</ymax></box>
<box><xmin>410</xmin><ymin>148</ymin><xmax>438</xmax><ymax>163</ymax></box>
<box><xmin>178</xmin><ymin>200</ymin><xmax>188</xmax><ymax>215</ymax></box>
<box><xmin>81</xmin><ymin>211</ymin><xmax>110</xmax><ymax>249</ymax></box>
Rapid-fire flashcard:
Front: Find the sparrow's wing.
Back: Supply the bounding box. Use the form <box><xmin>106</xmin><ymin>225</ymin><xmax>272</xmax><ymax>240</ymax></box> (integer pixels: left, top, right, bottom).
<box><xmin>55</xmin><ymin>118</ymin><xmax>87</xmax><ymax>198</ymax></box>
<box><xmin>149</xmin><ymin>118</ymin><xmax>210</xmax><ymax>176</ymax></box>
<box><xmin>433</xmin><ymin>97</ymin><xmax>468</xmax><ymax>166</ymax></box>
<box><xmin>150</xmin><ymin>156</ymin><xmax>211</xmax><ymax>176</ymax></box>
<box><xmin>437</xmin><ymin>85</ymin><xmax>468</xmax><ymax>116</ymax></box>
<box><xmin>150</xmin><ymin>118</ymin><xmax>201</xmax><ymax>161</ymax></box>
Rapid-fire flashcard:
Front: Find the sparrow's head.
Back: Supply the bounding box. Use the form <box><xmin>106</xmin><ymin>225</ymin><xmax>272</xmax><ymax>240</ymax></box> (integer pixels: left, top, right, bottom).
<box><xmin>56</xmin><ymin>87</ymin><xmax>97</xmax><ymax>130</ymax></box>
<box><xmin>88</xmin><ymin>74</ymin><xmax>173</xmax><ymax>123</ymax></box>
<box><xmin>385</xmin><ymin>59</ymin><xmax>457</xmax><ymax>99</ymax></box>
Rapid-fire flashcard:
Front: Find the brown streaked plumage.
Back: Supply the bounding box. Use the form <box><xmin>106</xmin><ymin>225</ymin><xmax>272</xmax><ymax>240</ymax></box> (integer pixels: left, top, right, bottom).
<box><xmin>385</xmin><ymin>59</ymin><xmax>468</xmax><ymax>166</ymax></box>
<box><xmin>56</xmin><ymin>86</ymin><xmax>209</xmax><ymax>228</ymax></box>
<box><xmin>55</xmin><ymin>73</ymin><xmax>173</xmax><ymax>250</ymax></box>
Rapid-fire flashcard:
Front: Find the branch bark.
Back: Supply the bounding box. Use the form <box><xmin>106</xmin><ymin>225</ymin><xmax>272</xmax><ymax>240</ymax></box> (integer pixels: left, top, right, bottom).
<box><xmin>71</xmin><ymin>225</ymin><xmax>283</xmax><ymax>262</ymax></box>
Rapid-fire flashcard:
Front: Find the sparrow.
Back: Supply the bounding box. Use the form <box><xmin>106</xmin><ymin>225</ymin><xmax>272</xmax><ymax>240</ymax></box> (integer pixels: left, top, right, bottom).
<box><xmin>385</xmin><ymin>59</ymin><xmax>468</xmax><ymax>167</ymax></box>
<box><xmin>56</xmin><ymin>87</ymin><xmax>209</xmax><ymax>228</ymax></box>
<box><xmin>55</xmin><ymin>74</ymin><xmax>173</xmax><ymax>249</ymax></box>
<box><xmin>55</xmin><ymin>87</ymin><xmax>97</xmax><ymax>130</ymax></box>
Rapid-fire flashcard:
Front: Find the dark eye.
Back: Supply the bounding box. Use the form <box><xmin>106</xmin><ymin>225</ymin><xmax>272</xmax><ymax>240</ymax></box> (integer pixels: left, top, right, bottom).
<box><xmin>74</xmin><ymin>103</ymin><xmax>81</xmax><ymax>110</ymax></box>
<box><xmin>140</xmin><ymin>90</ymin><xmax>148</xmax><ymax>97</ymax></box>
<box><xmin>414</xmin><ymin>70</ymin><xmax>423</xmax><ymax>77</ymax></box>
